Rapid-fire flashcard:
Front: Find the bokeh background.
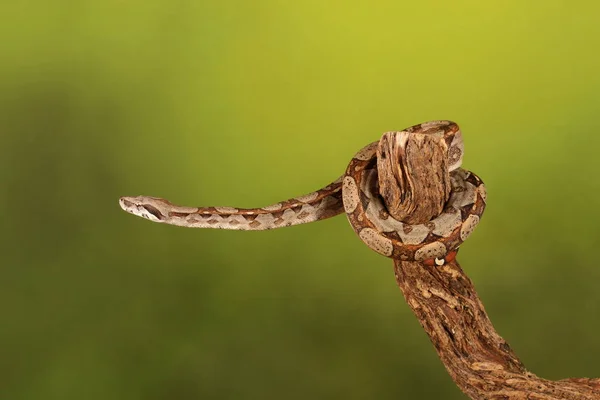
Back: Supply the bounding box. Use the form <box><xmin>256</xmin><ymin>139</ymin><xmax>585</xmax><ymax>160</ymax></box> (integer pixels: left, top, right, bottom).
<box><xmin>2</xmin><ymin>1</ymin><xmax>600</xmax><ymax>399</ymax></box>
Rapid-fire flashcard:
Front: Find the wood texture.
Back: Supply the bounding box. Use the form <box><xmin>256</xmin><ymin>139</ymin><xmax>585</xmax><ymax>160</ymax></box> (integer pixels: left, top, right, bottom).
<box><xmin>377</xmin><ymin>130</ymin><xmax>451</xmax><ymax>224</ymax></box>
<box><xmin>381</xmin><ymin>136</ymin><xmax>600</xmax><ymax>399</ymax></box>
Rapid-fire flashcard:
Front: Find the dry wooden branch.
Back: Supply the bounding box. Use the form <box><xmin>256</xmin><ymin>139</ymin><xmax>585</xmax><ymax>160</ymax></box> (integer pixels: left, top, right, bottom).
<box><xmin>381</xmin><ymin>135</ymin><xmax>600</xmax><ymax>399</ymax></box>
<box><xmin>377</xmin><ymin>130</ymin><xmax>452</xmax><ymax>224</ymax></box>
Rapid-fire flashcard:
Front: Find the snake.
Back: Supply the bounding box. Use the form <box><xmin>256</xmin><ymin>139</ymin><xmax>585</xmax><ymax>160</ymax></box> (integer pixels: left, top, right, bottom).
<box><xmin>119</xmin><ymin>120</ymin><xmax>486</xmax><ymax>266</ymax></box>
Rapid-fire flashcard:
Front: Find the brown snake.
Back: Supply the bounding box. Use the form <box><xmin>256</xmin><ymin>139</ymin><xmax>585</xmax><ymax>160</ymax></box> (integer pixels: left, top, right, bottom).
<box><xmin>119</xmin><ymin>121</ymin><xmax>486</xmax><ymax>266</ymax></box>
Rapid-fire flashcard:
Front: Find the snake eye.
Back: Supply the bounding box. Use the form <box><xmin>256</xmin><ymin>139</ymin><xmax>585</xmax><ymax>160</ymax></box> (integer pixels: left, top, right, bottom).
<box><xmin>140</xmin><ymin>205</ymin><xmax>163</xmax><ymax>221</ymax></box>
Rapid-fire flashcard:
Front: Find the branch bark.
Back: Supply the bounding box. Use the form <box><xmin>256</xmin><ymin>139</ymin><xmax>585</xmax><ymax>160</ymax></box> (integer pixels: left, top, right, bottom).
<box><xmin>378</xmin><ymin>132</ymin><xmax>600</xmax><ymax>399</ymax></box>
<box><xmin>377</xmin><ymin>130</ymin><xmax>451</xmax><ymax>224</ymax></box>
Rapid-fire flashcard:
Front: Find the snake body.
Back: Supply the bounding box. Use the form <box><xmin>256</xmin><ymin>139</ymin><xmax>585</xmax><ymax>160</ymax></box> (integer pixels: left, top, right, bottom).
<box><xmin>119</xmin><ymin>121</ymin><xmax>486</xmax><ymax>265</ymax></box>
<box><xmin>119</xmin><ymin>177</ymin><xmax>345</xmax><ymax>230</ymax></box>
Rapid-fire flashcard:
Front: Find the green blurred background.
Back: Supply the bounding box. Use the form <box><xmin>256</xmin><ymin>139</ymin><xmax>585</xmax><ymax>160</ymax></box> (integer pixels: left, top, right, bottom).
<box><xmin>2</xmin><ymin>1</ymin><xmax>600</xmax><ymax>399</ymax></box>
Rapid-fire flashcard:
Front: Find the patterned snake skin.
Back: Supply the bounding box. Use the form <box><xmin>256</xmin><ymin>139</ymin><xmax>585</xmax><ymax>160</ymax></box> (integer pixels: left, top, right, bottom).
<box><xmin>119</xmin><ymin>120</ymin><xmax>486</xmax><ymax>266</ymax></box>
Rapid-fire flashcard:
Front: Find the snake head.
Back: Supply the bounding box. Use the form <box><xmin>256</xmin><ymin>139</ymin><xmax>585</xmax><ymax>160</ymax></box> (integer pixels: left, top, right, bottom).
<box><xmin>119</xmin><ymin>196</ymin><xmax>168</xmax><ymax>222</ymax></box>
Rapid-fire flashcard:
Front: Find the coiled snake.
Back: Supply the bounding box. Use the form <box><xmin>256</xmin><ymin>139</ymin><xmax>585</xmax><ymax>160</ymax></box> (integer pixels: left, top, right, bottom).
<box><xmin>119</xmin><ymin>120</ymin><xmax>486</xmax><ymax>266</ymax></box>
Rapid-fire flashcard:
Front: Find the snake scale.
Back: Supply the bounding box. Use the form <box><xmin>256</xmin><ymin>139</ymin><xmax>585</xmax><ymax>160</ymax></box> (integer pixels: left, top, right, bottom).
<box><xmin>120</xmin><ymin>120</ymin><xmax>486</xmax><ymax>266</ymax></box>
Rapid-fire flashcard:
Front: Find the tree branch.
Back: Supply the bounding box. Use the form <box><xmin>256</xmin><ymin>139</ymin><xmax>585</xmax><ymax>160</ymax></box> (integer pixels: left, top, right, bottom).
<box><xmin>377</xmin><ymin>130</ymin><xmax>451</xmax><ymax>224</ymax></box>
<box><xmin>377</xmin><ymin>131</ymin><xmax>600</xmax><ymax>399</ymax></box>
